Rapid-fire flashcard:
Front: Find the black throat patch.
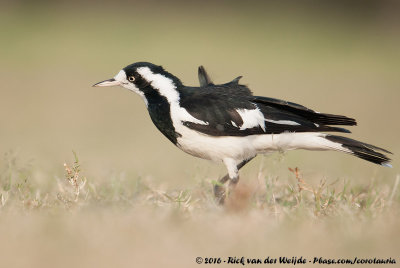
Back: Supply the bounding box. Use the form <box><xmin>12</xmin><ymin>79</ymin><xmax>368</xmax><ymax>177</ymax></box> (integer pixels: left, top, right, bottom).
<box><xmin>140</xmin><ymin>83</ymin><xmax>180</xmax><ymax>145</ymax></box>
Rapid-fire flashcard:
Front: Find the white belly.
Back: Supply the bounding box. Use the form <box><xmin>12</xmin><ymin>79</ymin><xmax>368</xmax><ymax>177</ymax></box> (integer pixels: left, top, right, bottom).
<box><xmin>176</xmin><ymin>127</ymin><xmax>257</xmax><ymax>163</ymax></box>
<box><xmin>176</xmin><ymin>127</ymin><xmax>340</xmax><ymax>163</ymax></box>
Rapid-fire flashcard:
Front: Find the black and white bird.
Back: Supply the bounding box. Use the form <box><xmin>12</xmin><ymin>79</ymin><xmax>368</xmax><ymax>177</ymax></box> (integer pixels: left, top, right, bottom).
<box><xmin>93</xmin><ymin>62</ymin><xmax>392</xmax><ymax>203</ymax></box>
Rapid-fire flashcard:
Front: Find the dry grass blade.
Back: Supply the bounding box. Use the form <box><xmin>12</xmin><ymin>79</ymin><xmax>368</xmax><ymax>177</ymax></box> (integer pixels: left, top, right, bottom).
<box><xmin>57</xmin><ymin>152</ymin><xmax>88</xmax><ymax>207</ymax></box>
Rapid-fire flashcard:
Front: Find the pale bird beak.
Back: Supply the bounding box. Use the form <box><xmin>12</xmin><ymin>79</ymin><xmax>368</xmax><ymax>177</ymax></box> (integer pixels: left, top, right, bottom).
<box><xmin>92</xmin><ymin>78</ymin><xmax>121</xmax><ymax>87</ymax></box>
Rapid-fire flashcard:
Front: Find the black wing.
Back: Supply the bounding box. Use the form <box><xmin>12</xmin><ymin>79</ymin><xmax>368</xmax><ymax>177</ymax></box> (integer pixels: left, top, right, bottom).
<box><xmin>181</xmin><ymin>96</ymin><xmax>262</xmax><ymax>137</ymax></box>
<box><xmin>180</xmin><ymin>84</ymin><xmax>258</xmax><ymax>136</ymax></box>
<box><xmin>251</xmin><ymin>96</ymin><xmax>357</xmax><ymax>126</ymax></box>
<box><xmin>179</xmin><ymin>84</ymin><xmax>352</xmax><ymax>136</ymax></box>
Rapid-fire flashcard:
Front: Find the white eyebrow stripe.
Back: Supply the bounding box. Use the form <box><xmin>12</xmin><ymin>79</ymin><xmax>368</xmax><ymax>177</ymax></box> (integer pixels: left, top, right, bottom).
<box><xmin>114</xmin><ymin>70</ymin><xmax>127</xmax><ymax>82</ymax></box>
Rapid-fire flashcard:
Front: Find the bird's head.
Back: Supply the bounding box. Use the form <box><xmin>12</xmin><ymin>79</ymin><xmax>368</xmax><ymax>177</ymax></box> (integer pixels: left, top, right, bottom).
<box><xmin>93</xmin><ymin>62</ymin><xmax>182</xmax><ymax>105</ymax></box>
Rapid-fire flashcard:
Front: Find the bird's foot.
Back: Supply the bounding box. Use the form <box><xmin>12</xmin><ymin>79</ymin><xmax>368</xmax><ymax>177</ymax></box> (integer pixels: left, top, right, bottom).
<box><xmin>214</xmin><ymin>183</ymin><xmax>226</xmax><ymax>205</ymax></box>
<box><xmin>213</xmin><ymin>175</ymin><xmax>241</xmax><ymax>205</ymax></box>
<box><xmin>213</xmin><ymin>174</ymin><xmax>230</xmax><ymax>205</ymax></box>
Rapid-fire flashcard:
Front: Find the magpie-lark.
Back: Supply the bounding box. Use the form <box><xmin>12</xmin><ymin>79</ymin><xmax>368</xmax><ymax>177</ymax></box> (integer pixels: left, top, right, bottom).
<box><xmin>94</xmin><ymin>62</ymin><xmax>392</xmax><ymax>204</ymax></box>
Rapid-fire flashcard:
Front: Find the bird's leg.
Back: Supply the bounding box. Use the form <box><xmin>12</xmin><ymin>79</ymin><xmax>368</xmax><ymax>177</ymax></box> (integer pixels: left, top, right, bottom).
<box><xmin>213</xmin><ymin>173</ymin><xmax>230</xmax><ymax>205</ymax></box>
<box><xmin>214</xmin><ymin>157</ymin><xmax>255</xmax><ymax>205</ymax></box>
<box><xmin>228</xmin><ymin>157</ymin><xmax>253</xmax><ymax>188</ymax></box>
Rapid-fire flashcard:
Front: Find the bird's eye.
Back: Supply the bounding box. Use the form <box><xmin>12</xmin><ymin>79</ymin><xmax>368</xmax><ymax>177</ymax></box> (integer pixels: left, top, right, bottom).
<box><xmin>128</xmin><ymin>76</ymin><xmax>135</xmax><ymax>82</ymax></box>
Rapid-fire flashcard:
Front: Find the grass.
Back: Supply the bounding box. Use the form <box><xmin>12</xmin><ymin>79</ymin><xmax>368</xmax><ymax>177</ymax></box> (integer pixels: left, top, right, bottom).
<box><xmin>0</xmin><ymin>152</ymin><xmax>399</xmax><ymax>268</ymax></box>
<box><xmin>2</xmin><ymin>152</ymin><xmax>398</xmax><ymax>216</ymax></box>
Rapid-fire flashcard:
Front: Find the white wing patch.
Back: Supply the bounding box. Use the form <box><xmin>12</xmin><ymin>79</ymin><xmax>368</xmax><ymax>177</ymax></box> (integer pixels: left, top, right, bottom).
<box><xmin>137</xmin><ymin>67</ymin><xmax>208</xmax><ymax>126</ymax></box>
<box><xmin>265</xmin><ymin>118</ymin><xmax>300</xmax><ymax>126</ymax></box>
<box><xmin>236</xmin><ymin>108</ymin><xmax>266</xmax><ymax>131</ymax></box>
<box><xmin>179</xmin><ymin>108</ymin><xmax>209</xmax><ymax>125</ymax></box>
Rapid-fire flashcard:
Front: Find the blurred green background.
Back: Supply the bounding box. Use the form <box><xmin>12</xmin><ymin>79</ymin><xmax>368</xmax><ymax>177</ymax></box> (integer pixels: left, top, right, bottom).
<box><xmin>0</xmin><ymin>0</ymin><xmax>399</xmax><ymax>186</ymax></box>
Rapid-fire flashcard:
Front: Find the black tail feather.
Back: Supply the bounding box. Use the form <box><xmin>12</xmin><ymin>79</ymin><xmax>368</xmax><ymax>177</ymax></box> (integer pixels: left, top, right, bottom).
<box><xmin>252</xmin><ymin>96</ymin><xmax>357</xmax><ymax>126</ymax></box>
<box><xmin>198</xmin><ymin>66</ymin><xmax>213</xmax><ymax>87</ymax></box>
<box><xmin>319</xmin><ymin>126</ymin><xmax>351</xmax><ymax>133</ymax></box>
<box><xmin>311</xmin><ymin>113</ymin><xmax>357</xmax><ymax>126</ymax></box>
<box><xmin>325</xmin><ymin>135</ymin><xmax>392</xmax><ymax>166</ymax></box>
